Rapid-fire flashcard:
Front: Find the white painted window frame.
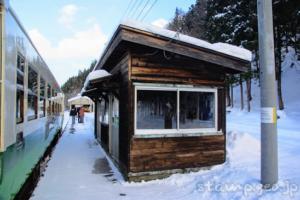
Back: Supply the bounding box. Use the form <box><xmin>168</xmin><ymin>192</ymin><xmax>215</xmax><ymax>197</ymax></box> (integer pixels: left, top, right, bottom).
<box><xmin>134</xmin><ymin>83</ymin><xmax>219</xmax><ymax>136</ymax></box>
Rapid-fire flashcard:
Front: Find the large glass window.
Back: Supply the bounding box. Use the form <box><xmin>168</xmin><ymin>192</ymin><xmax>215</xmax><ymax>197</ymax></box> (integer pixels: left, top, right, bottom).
<box><xmin>16</xmin><ymin>54</ymin><xmax>25</xmax><ymax>124</ymax></box>
<box><xmin>27</xmin><ymin>66</ymin><xmax>38</xmax><ymax>120</ymax></box>
<box><xmin>135</xmin><ymin>85</ymin><xmax>217</xmax><ymax>135</ymax></box>
<box><xmin>179</xmin><ymin>91</ymin><xmax>215</xmax><ymax>129</ymax></box>
<box><xmin>39</xmin><ymin>77</ymin><xmax>46</xmax><ymax>117</ymax></box>
<box><xmin>137</xmin><ymin>90</ymin><xmax>177</xmax><ymax>129</ymax></box>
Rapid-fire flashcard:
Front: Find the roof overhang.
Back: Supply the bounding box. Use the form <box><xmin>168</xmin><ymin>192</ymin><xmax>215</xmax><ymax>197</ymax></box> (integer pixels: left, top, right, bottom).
<box><xmin>94</xmin><ymin>21</ymin><xmax>251</xmax><ymax>73</ymax></box>
<box><xmin>81</xmin><ymin>71</ymin><xmax>119</xmax><ymax>100</ymax></box>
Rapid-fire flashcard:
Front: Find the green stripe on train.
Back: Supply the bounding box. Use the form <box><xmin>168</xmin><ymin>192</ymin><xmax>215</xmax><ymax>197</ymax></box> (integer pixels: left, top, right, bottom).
<box><xmin>0</xmin><ymin>117</ymin><xmax>62</xmax><ymax>200</ymax></box>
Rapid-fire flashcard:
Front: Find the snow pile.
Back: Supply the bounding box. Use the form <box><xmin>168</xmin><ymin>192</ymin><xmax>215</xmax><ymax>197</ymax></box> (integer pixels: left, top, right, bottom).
<box><xmin>121</xmin><ymin>20</ymin><xmax>252</xmax><ymax>61</ymax></box>
<box><xmin>226</xmin><ymin>131</ymin><xmax>260</xmax><ymax>165</ymax></box>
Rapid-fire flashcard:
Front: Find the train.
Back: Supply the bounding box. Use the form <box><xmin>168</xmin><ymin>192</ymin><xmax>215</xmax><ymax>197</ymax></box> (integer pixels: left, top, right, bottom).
<box><xmin>0</xmin><ymin>1</ymin><xmax>64</xmax><ymax>200</ymax></box>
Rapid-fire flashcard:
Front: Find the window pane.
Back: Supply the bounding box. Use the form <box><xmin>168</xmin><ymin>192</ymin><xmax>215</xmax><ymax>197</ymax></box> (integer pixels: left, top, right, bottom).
<box><xmin>28</xmin><ymin>66</ymin><xmax>38</xmax><ymax>95</ymax></box>
<box><xmin>27</xmin><ymin>94</ymin><xmax>37</xmax><ymax>120</ymax></box>
<box><xmin>16</xmin><ymin>90</ymin><xmax>24</xmax><ymax>123</ymax></box>
<box><xmin>47</xmin><ymin>85</ymin><xmax>51</xmax><ymax>98</ymax></box>
<box><xmin>40</xmin><ymin>78</ymin><xmax>45</xmax><ymax>98</ymax></box>
<box><xmin>17</xmin><ymin>55</ymin><xmax>24</xmax><ymax>88</ymax></box>
<box><xmin>16</xmin><ymin>54</ymin><xmax>24</xmax><ymax>124</ymax></box>
<box><xmin>179</xmin><ymin>91</ymin><xmax>215</xmax><ymax>129</ymax></box>
<box><xmin>17</xmin><ymin>54</ymin><xmax>25</xmax><ymax>72</ymax></box>
<box><xmin>39</xmin><ymin>99</ymin><xmax>45</xmax><ymax>117</ymax></box>
<box><xmin>17</xmin><ymin>72</ymin><xmax>24</xmax><ymax>86</ymax></box>
<box><xmin>39</xmin><ymin>78</ymin><xmax>45</xmax><ymax>117</ymax></box>
<box><xmin>137</xmin><ymin>90</ymin><xmax>177</xmax><ymax>129</ymax></box>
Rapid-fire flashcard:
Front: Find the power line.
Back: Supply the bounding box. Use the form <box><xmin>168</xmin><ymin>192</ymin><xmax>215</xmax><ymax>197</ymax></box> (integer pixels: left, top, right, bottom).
<box><xmin>140</xmin><ymin>0</ymin><xmax>158</xmax><ymax>21</ymax></box>
<box><xmin>130</xmin><ymin>0</ymin><xmax>144</xmax><ymax>19</ymax></box>
<box><xmin>136</xmin><ymin>0</ymin><xmax>151</xmax><ymax>20</ymax></box>
<box><xmin>121</xmin><ymin>0</ymin><xmax>134</xmax><ymax>20</ymax></box>
<box><xmin>126</xmin><ymin>0</ymin><xmax>139</xmax><ymax>19</ymax></box>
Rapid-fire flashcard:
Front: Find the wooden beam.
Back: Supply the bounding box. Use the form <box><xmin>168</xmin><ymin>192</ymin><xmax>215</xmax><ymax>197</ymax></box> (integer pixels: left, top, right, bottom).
<box><xmin>121</xmin><ymin>29</ymin><xmax>249</xmax><ymax>73</ymax></box>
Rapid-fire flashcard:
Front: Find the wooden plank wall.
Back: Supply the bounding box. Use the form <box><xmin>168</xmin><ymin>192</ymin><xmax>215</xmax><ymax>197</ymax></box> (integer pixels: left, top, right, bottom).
<box><xmin>130</xmin><ymin>51</ymin><xmax>226</xmax><ymax>86</ymax></box>
<box><xmin>130</xmin><ymin>135</ymin><xmax>225</xmax><ymax>172</ymax></box>
<box><xmin>128</xmin><ymin>51</ymin><xmax>227</xmax><ymax>173</ymax></box>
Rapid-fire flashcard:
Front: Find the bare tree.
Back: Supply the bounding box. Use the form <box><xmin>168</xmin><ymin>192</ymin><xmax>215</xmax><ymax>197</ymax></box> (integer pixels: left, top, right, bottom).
<box><xmin>239</xmin><ymin>75</ymin><xmax>244</xmax><ymax>110</ymax></box>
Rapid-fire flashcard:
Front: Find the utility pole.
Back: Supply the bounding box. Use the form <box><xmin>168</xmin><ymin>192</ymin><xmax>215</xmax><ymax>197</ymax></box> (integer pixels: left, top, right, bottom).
<box><xmin>257</xmin><ymin>0</ymin><xmax>278</xmax><ymax>188</ymax></box>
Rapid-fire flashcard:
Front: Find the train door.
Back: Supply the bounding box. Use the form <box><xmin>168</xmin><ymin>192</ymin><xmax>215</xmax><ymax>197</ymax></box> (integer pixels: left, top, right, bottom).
<box><xmin>108</xmin><ymin>95</ymin><xmax>119</xmax><ymax>161</ymax></box>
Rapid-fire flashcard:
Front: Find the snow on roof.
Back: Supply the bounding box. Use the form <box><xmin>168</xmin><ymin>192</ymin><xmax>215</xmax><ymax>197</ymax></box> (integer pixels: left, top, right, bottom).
<box><xmin>121</xmin><ymin>20</ymin><xmax>252</xmax><ymax>61</ymax></box>
<box><xmin>88</xmin><ymin>70</ymin><xmax>111</xmax><ymax>82</ymax></box>
<box><xmin>81</xmin><ymin>70</ymin><xmax>112</xmax><ymax>95</ymax></box>
<box><xmin>68</xmin><ymin>95</ymin><xmax>91</xmax><ymax>103</ymax></box>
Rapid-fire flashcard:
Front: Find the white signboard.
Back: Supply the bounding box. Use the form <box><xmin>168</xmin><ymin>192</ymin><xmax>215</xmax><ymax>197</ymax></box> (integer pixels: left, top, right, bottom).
<box><xmin>261</xmin><ymin>107</ymin><xmax>277</xmax><ymax>124</ymax></box>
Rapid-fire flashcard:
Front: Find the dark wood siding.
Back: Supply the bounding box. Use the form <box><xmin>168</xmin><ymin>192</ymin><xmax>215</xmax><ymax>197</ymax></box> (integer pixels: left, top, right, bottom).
<box><xmin>130</xmin><ymin>135</ymin><xmax>225</xmax><ymax>172</ymax></box>
<box><xmin>127</xmin><ymin>51</ymin><xmax>227</xmax><ymax>174</ymax></box>
<box><xmin>130</xmin><ymin>51</ymin><xmax>226</xmax><ymax>86</ymax></box>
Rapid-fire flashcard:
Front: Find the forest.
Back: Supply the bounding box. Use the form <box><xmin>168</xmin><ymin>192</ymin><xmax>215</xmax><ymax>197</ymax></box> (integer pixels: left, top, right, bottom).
<box><xmin>168</xmin><ymin>0</ymin><xmax>299</xmax><ymax>111</ymax></box>
<box><xmin>61</xmin><ymin>60</ymin><xmax>96</xmax><ymax>105</ymax></box>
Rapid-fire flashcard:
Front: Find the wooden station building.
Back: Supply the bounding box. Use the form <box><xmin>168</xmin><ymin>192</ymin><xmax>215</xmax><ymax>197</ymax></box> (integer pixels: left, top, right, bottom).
<box><xmin>82</xmin><ymin>21</ymin><xmax>251</xmax><ymax>181</ymax></box>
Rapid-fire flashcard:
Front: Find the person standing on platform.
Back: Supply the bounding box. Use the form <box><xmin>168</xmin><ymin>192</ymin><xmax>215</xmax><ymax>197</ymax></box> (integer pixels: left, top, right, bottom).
<box><xmin>70</xmin><ymin>105</ymin><xmax>77</xmax><ymax>125</ymax></box>
<box><xmin>79</xmin><ymin>106</ymin><xmax>85</xmax><ymax>123</ymax></box>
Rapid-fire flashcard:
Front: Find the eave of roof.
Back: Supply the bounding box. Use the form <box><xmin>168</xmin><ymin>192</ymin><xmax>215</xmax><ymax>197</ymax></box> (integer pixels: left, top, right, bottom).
<box><xmin>95</xmin><ymin>21</ymin><xmax>251</xmax><ymax>73</ymax></box>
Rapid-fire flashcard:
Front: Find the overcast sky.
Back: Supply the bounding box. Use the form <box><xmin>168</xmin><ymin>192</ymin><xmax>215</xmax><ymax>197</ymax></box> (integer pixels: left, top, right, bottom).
<box><xmin>10</xmin><ymin>0</ymin><xmax>195</xmax><ymax>85</ymax></box>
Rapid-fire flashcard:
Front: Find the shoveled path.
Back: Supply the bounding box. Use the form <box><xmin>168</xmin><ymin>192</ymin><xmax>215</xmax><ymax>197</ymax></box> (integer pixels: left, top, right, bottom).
<box><xmin>30</xmin><ymin>113</ymin><xmax>121</xmax><ymax>200</ymax></box>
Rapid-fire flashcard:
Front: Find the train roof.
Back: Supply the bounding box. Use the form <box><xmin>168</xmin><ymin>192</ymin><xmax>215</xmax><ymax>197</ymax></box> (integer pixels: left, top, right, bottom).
<box><xmin>7</xmin><ymin>4</ymin><xmax>61</xmax><ymax>91</ymax></box>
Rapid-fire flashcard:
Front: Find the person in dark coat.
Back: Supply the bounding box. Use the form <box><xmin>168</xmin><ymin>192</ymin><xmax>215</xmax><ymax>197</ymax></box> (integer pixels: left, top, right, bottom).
<box><xmin>70</xmin><ymin>105</ymin><xmax>77</xmax><ymax>124</ymax></box>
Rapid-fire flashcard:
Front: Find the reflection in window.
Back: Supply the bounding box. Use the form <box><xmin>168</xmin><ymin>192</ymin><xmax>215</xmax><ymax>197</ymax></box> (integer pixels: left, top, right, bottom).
<box><xmin>28</xmin><ymin>66</ymin><xmax>38</xmax><ymax>120</ymax></box>
<box><xmin>137</xmin><ymin>90</ymin><xmax>177</xmax><ymax>129</ymax></box>
<box><xmin>179</xmin><ymin>91</ymin><xmax>215</xmax><ymax>129</ymax></box>
<box><xmin>47</xmin><ymin>84</ymin><xmax>51</xmax><ymax>116</ymax></box>
<box><xmin>99</xmin><ymin>99</ymin><xmax>108</xmax><ymax>124</ymax></box>
<box><xmin>16</xmin><ymin>90</ymin><xmax>24</xmax><ymax>123</ymax></box>
<box><xmin>39</xmin><ymin>77</ymin><xmax>46</xmax><ymax>117</ymax></box>
<box><xmin>16</xmin><ymin>54</ymin><xmax>25</xmax><ymax>124</ymax></box>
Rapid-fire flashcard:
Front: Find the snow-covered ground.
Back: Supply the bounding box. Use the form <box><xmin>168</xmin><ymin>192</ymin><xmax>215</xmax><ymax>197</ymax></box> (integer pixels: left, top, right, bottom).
<box><xmin>30</xmin><ymin>110</ymin><xmax>300</xmax><ymax>200</ymax></box>
<box><xmin>31</xmin><ymin>50</ymin><xmax>300</xmax><ymax>200</ymax></box>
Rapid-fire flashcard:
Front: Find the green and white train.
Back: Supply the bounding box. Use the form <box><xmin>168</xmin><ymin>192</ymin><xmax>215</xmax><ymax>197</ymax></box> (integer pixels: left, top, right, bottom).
<box><xmin>0</xmin><ymin>1</ymin><xmax>64</xmax><ymax>199</ymax></box>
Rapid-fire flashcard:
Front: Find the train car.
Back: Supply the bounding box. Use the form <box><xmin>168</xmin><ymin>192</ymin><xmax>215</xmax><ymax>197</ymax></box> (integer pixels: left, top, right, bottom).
<box><xmin>0</xmin><ymin>1</ymin><xmax>64</xmax><ymax>199</ymax></box>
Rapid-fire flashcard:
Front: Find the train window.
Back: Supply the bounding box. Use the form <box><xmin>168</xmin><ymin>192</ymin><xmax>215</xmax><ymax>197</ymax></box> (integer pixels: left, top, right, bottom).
<box><xmin>16</xmin><ymin>54</ymin><xmax>25</xmax><ymax>124</ymax></box>
<box><xmin>16</xmin><ymin>90</ymin><xmax>24</xmax><ymax>123</ymax></box>
<box><xmin>39</xmin><ymin>77</ymin><xmax>46</xmax><ymax>118</ymax></box>
<box><xmin>52</xmin><ymin>102</ymin><xmax>54</xmax><ymax>114</ymax></box>
<box><xmin>17</xmin><ymin>54</ymin><xmax>25</xmax><ymax>72</ymax></box>
<box><xmin>27</xmin><ymin>66</ymin><xmax>38</xmax><ymax>120</ymax></box>
<box><xmin>47</xmin><ymin>84</ymin><xmax>51</xmax><ymax>115</ymax></box>
<box><xmin>47</xmin><ymin>84</ymin><xmax>51</xmax><ymax>99</ymax></box>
